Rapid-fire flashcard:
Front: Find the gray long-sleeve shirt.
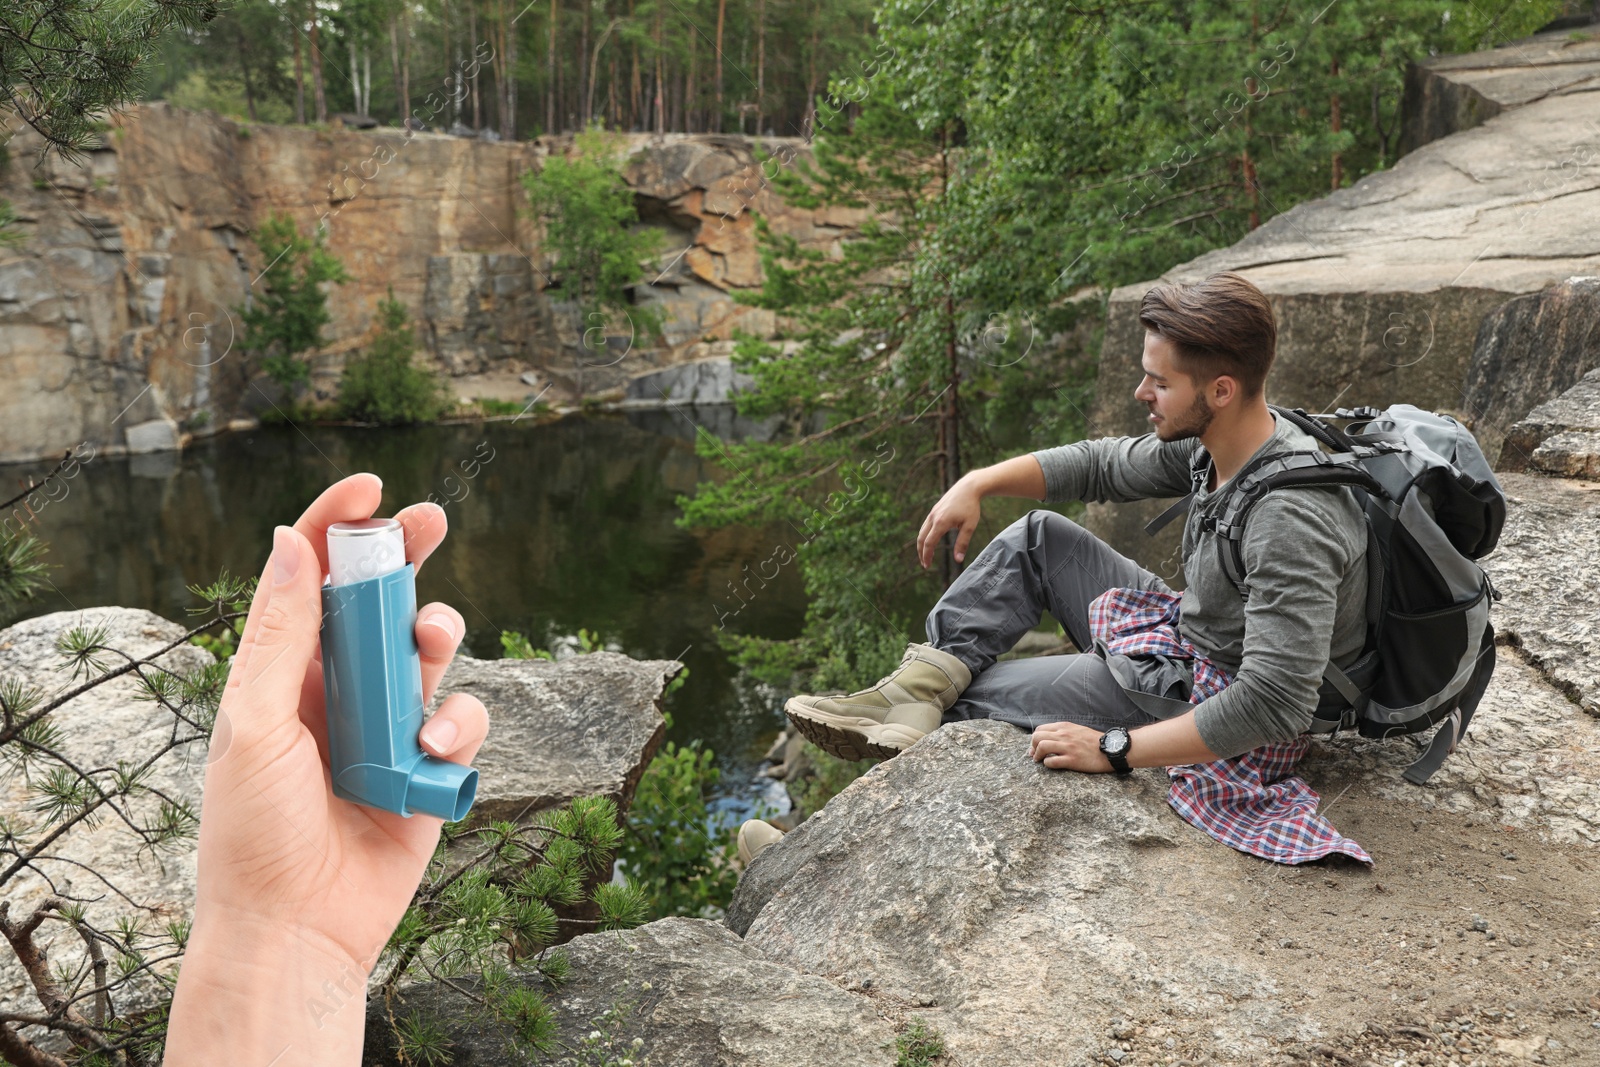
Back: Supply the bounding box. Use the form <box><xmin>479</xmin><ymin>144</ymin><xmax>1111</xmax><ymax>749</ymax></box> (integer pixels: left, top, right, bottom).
<box><xmin>1030</xmin><ymin>413</ymin><xmax>1369</xmax><ymax>759</ymax></box>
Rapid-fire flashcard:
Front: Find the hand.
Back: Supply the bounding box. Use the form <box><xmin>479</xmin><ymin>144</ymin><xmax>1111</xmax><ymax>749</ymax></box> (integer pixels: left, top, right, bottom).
<box><xmin>1030</xmin><ymin>721</ymin><xmax>1114</xmax><ymax>773</ymax></box>
<box><xmin>166</xmin><ymin>473</ymin><xmax>490</xmax><ymax>1063</ymax></box>
<box><xmin>916</xmin><ymin>476</ymin><xmax>984</xmax><ymax>569</ymax></box>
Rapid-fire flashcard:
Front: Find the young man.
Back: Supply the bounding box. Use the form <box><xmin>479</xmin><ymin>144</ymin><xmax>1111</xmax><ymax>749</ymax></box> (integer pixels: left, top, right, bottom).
<box><xmin>781</xmin><ymin>270</ymin><xmax>1370</xmax><ymax>777</ymax></box>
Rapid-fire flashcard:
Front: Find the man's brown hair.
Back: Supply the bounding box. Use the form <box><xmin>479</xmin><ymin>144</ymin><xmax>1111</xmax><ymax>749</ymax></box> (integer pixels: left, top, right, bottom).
<box><xmin>1137</xmin><ymin>270</ymin><xmax>1277</xmax><ymax>398</ymax></box>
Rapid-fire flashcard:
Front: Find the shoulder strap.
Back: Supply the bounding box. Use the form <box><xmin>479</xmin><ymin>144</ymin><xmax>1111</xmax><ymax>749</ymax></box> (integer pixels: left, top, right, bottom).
<box><xmin>1209</xmin><ymin>450</ymin><xmax>1389</xmax><ymax>596</ymax></box>
<box><xmin>1143</xmin><ymin>446</ymin><xmax>1212</xmax><ymax>536</ymax></box>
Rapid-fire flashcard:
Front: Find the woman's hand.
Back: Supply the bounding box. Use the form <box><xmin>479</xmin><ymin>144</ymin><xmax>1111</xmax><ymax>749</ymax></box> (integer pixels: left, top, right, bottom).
<box><xmin>166</xmin><ymin>473</ymin><xmax>490</xmax><ymax>1064</ymax></box>
<box><xmin>1030</xmin><ymin>720</ymin><xmax>1114</xmax><ymax>773</ymax></box>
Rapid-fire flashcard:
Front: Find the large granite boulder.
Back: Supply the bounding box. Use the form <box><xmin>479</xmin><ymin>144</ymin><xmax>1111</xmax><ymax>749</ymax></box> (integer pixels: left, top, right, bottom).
<box><xmin>361</xmin><ymin>917</ymin><xmax>898</xmax><ymax>1066</ymax></box>
<box><xmin>727</xmin><ymin>693</ymin><xmax>1600</xmax><ymax>1067</ymax></box>
<box><xmin>427</xmin><ymin>650</ymin><xmax>674</xmax><ymax>823</ymax></box>
<box><xmin>1465</xmin><ymin>277</ymin><xmax>1600</xmax><ymax>468</ymax></box>
<box><xmin>1399</xmin><ymin>17</ymin><xmax>1600</xmax><ymax>155</ymax></box>
<box><xmin>1500</xmin><ymin>367</ymin><xmax>1600</xmax><ymax>476</ymax></box>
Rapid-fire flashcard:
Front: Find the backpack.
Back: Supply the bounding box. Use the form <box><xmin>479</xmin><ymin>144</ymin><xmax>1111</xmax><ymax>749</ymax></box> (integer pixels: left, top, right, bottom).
<box><xmin>1146</xmin><ymin>404</ymin><xmax>1506</xmax><ymax>784</ymax></box>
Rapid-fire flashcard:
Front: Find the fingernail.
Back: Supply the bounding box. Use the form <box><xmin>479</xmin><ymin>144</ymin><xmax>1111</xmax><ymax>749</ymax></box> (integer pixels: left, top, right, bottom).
<box><xmin>272</xmin><ymin>526</ymin><xmax>299</xmax><ymax>586</ymax></box>
<box><xmin>421</xmin><ymin>611</ymin><xmax>459</xmax><ymax>640</ymax></box>
<box><xmin>420</xmin><ymin>718</ymin><xmax>458</xmax><ymax>752</ymax></box>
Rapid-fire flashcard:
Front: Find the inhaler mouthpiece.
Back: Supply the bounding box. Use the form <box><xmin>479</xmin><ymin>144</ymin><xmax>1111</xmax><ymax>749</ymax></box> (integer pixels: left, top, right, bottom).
<box><xmin>318</xmin><ymin>518</ymin><xmax>478</xmax><ymax>822</ymax></box>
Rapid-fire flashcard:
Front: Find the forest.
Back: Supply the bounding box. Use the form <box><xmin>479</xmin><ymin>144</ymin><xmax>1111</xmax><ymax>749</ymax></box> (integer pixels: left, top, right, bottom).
<box><xmin>144</xmin><ymin>0</ymin><xmax>881</xmax><ymax>138</ymax></box>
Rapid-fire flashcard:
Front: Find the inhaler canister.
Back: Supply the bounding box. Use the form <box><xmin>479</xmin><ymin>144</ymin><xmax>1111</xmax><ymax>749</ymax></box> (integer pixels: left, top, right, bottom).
<box><xmin>318</xmin><ymin>518</ymin><xmax>478</xmax><ymax>821</ymax></box>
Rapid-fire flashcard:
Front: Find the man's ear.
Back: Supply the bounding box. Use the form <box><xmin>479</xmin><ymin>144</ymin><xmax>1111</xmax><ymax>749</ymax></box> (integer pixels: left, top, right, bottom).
<box><xmin>1209</xmin><ymin>373</ymin><xmax>1240</xmax><ymax>409</ymax></box>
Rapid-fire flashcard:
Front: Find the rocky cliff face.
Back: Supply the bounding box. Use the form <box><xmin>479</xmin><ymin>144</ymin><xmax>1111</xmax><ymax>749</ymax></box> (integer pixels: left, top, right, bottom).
<box><xmin>0</xmin><ymin>107</ymin><xmax>850</xmax><ymax>463</ymax></box>
<box><xmin>1084</xmin><ymin>20</ymin><xmax>1600</xmax><ymax>572</ymax></box>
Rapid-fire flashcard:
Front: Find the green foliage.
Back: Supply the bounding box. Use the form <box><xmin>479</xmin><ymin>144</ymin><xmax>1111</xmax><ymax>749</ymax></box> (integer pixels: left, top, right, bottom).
<box><xmin>520</xmin><ymin>127</ymin><xmax>666</xmax><ymax>353</ymax></box>
<box><xmin>620</xmin><ymin>741</ymin><xmax>741</xmax><ymax>920</ymax></box>
<box><xmin>0</xmin><ymin>525</ymin><xmax>51</xmax><ymax>607</ymax></box>
<box><xmin>475</xmin><ymin>397</ymin><xmax>526</xmax><ymax>417</ymax></box>
<box><xmin>0</xmin><ymin>0</ymin><xmax>218</xmax><ymax>162</ymax></box>
<box><xmin>501</xmin><ymin>629</ymin><xmax>555</xmax><ymax>660</ymax></box>
<box><xmin>0</xmin><ymin>198</ymin><xmax>23</xmax><ymax>249</ymax></box>
<box><xmin>559</xmin><ymin>994</ymin><xmax>653</xmax><ymax>1067</ymax></box>
<box><xmin>337</xmin><ymin>287</ymin><xmax>452</xmax><ymax>425</ymax></box>
<box><xmin>375</xmin><ymin>796</ymin><xmax>650</xmax><ymax>1061</ymax></box>
<box><xmin>895</xmin><ymin>1018</ymin><xmax>947</xmax><ymax>1067</ymax></box>
<box><xmin>238</xmin><ymin>211</ymin><xmax>350</xmax><ymax>391</ymax></box>
<box><xmin>678</xmin><ymin>0</ymin><xmax>1568</xmax><ymax>697</ymax></box>
<box><xmin>789</xmin><ymin>741</ymin><xmax>875</xmax><ymax>817</ymax></box>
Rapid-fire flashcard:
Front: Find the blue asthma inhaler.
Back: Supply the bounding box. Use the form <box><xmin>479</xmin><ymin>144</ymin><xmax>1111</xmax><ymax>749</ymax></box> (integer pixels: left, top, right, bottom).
<box><xmin>318</xmin><ymin>518</ymin><xmax>477</xmax><ymax>822</ymax></box>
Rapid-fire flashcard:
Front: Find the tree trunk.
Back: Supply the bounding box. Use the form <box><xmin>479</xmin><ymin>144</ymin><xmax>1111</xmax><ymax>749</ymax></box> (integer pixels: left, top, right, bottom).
<box><xmin>803</xmin><ymin>0</ymin><xmax>818</xmax><ymax>136</ymax></box>
<box><xmin>580</xmin><ymin>0</ymin><xmax>591</xmax><ymax>127</ymax></box>
<box><xmin>348</xmin><ymin>39</ymin><xmax>361</xmax><ymax>116</ymax></box>
<box><xmin>1330</xmin><ymin>55</ymin><xmax>1343</xmax><ymax>190</ymax></box>
<box><xmin>308</xmin><ymin>1</ymin><xmax>327</xmax><ymax>123</ymax></box>
<box><xmin>401</xmin><ymin>3</ymin><xmax>412</xmax><ymax>126</ymax></box>
<box><xmin>294</xmin><ymin>7</ymin><xmax>307</xmax><ymax>124</ymax></box>
<box><xmin>471</xmin><ymin>2</ymin><xmax>482</xmax><ymax>129</ymax></box>
<box><xmin>755</xmin><ymin>0</ymin><xmax>765</xmax><ymax>134</ymax></box>
<box><xmin>503</xmin><ymin>0</ymin><xmax>517</xmax><ymax>138</ymax></box>
<box><xmin>547</xmin><ymin>0</ymin><xmax>558</xmax><ymax>134</ymax></box>
<box><xmin>714</xmin><ymin>0</ymin><xmax>726</xmax><ymax>132</ymax></box>
<box><xmin>686</xmin><ymin>29</ymin><xmax>696</xmax><ymax>131</ymax></box>
<box><xmin>653</xmin><ymin>3</ymin><xmax>664</xmax><ymax>133</ymax></box>
<box><xmin>237</xmin><ymin>22</ymin><xmax>259</xmax><ymax>121</ymax></box>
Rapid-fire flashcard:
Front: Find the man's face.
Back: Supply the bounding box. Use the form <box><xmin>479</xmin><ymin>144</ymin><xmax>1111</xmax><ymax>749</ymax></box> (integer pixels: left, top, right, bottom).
<box><xmin>1133</xmin><ymin>333</ymin><xmax>1214</xmax><ymax>442</ymax></box>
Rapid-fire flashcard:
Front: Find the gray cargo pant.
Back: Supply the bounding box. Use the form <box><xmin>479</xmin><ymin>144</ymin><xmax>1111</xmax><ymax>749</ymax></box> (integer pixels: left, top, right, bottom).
<box><xmin>925</xmin><ymin>510</ymin><xmax>1176</xmax><ymax>734</ymax></box>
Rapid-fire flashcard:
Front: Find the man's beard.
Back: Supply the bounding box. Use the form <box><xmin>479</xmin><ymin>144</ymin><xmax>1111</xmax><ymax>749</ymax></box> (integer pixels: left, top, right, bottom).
<box><xmin>1154</xmin><ymin>392</ymin><xmax>1215</xmax><ymax>441</ymax></box>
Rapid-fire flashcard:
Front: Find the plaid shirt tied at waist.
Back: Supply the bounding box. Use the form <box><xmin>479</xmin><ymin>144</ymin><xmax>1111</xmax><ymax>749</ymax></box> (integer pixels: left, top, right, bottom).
<box><xmin>1087</xmin><ymin>586</ymin><xmax>1372</xmax><ymax>866</ymax></box>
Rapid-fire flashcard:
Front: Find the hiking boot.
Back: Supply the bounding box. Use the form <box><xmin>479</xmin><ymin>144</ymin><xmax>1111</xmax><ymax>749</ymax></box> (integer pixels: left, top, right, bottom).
<box><xmin>736</xmin><ymin>818</ymin><xmax>785</xmax><ymax>867</ymax></box>
<box><xmin>784</xmin><ymin>642</ymin><xmax>972</xmax><ymax>761</ymax></box>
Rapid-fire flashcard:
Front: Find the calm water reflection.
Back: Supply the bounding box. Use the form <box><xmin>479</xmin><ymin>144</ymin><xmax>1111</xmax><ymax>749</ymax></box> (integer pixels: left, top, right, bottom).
<box><xmin>0</xmin><ymin>412</ymin><xmax>810</xmax><ymax>800</ymax></box>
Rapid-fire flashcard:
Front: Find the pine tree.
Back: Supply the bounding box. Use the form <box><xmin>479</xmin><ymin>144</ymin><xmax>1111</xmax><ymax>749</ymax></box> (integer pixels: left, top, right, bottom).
<box><xmin>338</xmin><ymin>287</ymin><xmax>453</xmax><ymax>424</ymax></box>
<box><xmin>237</xmin><ymin>212</ymin><xmax>351</xmax><ymax>395</ymax></box>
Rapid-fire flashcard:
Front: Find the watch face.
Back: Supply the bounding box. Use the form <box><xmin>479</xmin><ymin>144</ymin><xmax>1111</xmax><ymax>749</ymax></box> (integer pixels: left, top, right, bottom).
<box><xmin>1102</xmin><ymin>727</ymin><xmax>1132</xmax><ymax>757</ymax></box>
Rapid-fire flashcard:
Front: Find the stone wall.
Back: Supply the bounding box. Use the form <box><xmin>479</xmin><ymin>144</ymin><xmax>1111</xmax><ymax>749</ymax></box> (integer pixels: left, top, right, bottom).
<box><xmin>0</xmin><ymin>106</ymin><xmax>856</xmax><ymax>463</ymax></box>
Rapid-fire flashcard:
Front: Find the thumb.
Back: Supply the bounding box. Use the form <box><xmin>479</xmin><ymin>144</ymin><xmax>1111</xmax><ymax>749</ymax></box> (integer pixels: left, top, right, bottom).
<box><xmin>234</xmin><ymin>525</ymin><xmax>322</xmax><ymax>727</ymax></box>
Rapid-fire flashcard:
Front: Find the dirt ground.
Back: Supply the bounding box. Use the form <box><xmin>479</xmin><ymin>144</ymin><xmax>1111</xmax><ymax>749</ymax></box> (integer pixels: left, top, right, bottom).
<box><xmin>1110</xmin><ymin>795</ymin><xmax>1600</xmax><ymax>1067</ymax></box>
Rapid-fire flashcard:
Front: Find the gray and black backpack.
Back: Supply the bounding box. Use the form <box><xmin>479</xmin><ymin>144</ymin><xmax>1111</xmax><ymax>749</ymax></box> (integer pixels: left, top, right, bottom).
<box><xmin>1151</xmin><ymin>405</ymin><xmax>1506</xmax><ymax>784</ymax></box>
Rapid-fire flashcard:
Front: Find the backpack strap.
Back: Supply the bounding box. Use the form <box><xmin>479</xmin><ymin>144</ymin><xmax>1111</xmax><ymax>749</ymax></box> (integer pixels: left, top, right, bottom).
<box><xmin>1143</xmin><ymin>445</ymin><xmax>1213</xmax><ymax>536</ymax></box>
<box><xmin>1208</xmin><ymin>450</ymin><xmax>1390</xmax><ymax>595</ymax></box>
<box><xmin>1402</xmin><ymin>623</ymin><xmax>1495</xmax><ymax>785</ymax></box>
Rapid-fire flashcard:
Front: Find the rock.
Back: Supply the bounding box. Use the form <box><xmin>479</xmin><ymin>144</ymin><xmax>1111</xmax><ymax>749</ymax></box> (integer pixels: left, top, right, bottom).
<box><xmin>361</xmin><ymin>917</ymin><xmax>897</xmax><ymax>1066</ymax></box>
<box><xmin>427</xmin><ymin>650</ymin><xmax>677</xmax><ymax>825</ymax></box>
<box><xmin>1482</xmin><ymin>473</ymin><xmax>1600</xmax><ymax>718</ymax></box>
<box><xmin>0</xmin><ymin>608</ymin><xmax>214</xmax><ymax>1050</ymax></box>
<box><xmin>1464</xmin><ymin>276</ymin><xmax>1600</xmax><ymax>466</ymax></box>
<box><xmin>1084</xmin><ymin>29</ymin><xmax>1600</xmax><ymax>570</ymax></box>
<box><xmin>1501</xmin><ymin>368</ymin><xmax>1600</xmax><ymax>474</ymax></box>
<box><xmin>726</xmin><ymin>697</ymin><xmax>1600</xmax><ymax>1065</ymax></box>
<box><xmin>622</xmin><ymin>355</ymin><xmax>756</xmax><ymax>405</ymax></box>
<box><xmin>0</xmin><ymin>109</ymin><xmax>858</xmax><ymax>463</ymax></box>
<box><xmin>1398</xmin><ymin>20</ymin><xmax>1600</xmax><ymax>155</ymax></box>
<box><xmin>124</xmin><ymin>416</ymin><xmax>181</xmax><ymax>454</ymax></box>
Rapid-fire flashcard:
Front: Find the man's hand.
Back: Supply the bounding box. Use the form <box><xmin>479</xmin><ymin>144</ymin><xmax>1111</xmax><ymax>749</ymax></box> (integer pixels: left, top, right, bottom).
<box><xmin>1030</xmin><ymin>721</ymin><xmax>1114</xmax><ymax>773</ymax></box>
<box><xmin>917</xmin><ymin>476</ymin><xmax>984</xmax><ymax>569</ymax></box>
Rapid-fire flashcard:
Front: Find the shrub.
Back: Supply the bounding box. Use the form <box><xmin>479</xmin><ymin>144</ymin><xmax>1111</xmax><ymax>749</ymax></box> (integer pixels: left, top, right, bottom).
<box><xmin>619</xmin><ymin>741</ymin><xmax>741</xmax><ymax>920</ymax></box>
<box><xmin>337</xmin><ymin>288</ymin><xmax>451</xmax><ymax>425</ymax></box>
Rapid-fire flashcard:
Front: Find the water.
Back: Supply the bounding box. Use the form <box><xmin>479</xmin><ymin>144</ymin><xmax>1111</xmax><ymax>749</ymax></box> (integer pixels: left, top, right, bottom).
<box><xmin>0</xmin><ymin>411</ymin><xmax>812</xmax><ymax>814</ymax></box>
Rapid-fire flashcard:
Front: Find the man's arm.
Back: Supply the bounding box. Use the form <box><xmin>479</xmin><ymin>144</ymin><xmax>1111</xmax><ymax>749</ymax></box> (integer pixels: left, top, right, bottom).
<box><xmin>1030</xmin><ymin>712</ymin><xmax>1220</xmax><ymax>771</ymax></box>
<box><xmin>917</xmin><ymin>433</ymin><xmax>1197</xmax><ymax>569</ymax></box>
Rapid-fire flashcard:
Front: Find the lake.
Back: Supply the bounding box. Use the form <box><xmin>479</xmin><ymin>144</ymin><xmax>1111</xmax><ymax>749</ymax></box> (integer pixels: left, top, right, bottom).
<box><xmin>0</xmin><ymin>410</ymin><xmax>817</xmax><ymax>819</ymax></box>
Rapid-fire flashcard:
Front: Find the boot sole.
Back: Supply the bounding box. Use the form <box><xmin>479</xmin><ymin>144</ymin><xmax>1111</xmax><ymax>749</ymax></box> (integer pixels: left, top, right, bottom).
<box><xmin>783</xmin><ymin>699</ymin><xmax>926</xmax><ymax>762</ymax></box>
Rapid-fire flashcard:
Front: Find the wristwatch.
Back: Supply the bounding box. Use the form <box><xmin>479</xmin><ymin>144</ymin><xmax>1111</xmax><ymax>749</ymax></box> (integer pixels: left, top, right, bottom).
<box><xmin>1099</xmin><ymin>727</ymin><xmax>1133</xmax><ymax>776</ymax></box>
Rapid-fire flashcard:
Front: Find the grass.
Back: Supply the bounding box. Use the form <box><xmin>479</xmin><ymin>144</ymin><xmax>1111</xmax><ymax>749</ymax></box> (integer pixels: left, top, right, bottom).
<box><xmin>895</xmin><ymin>1018</ymin><xmax>945</xmax><ymax>1067</ymax></box>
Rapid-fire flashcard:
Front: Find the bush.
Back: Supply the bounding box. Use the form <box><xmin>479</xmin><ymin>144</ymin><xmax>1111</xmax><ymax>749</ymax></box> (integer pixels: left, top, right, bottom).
<box><xmin>619</xmin><ymin>741</ymin><xmax>741</xmax><ymax>920</ymax></box>
<box><xmin>337</xmin><ymin>288</ymin><xmax>452</xmax><ymax>425</ymax></box>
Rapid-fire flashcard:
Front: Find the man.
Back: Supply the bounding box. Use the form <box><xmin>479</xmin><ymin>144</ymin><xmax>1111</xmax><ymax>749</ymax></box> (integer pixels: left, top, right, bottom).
<box><xmin>779</xmin><ymin>270</ymin><xmax>1369</xmax><ymax>782</ymax></box>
